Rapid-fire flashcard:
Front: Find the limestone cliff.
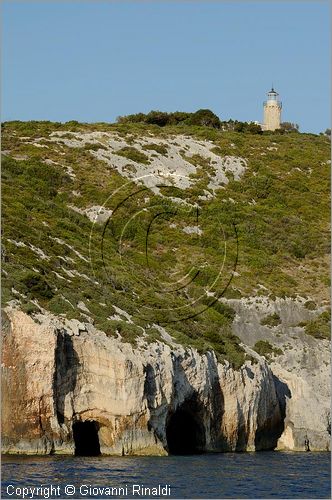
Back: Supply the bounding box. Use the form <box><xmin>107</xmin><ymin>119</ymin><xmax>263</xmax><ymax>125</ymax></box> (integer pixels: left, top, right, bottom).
<box><xmin>2</xmin><ymin>123</ymin><xmax>330</xmax><ymax>455</ymax></box>
<box><xmin>225</xmin><ymin>296</ymin><xmax>331</xmax><ymax>451</ymax></box>
<box><xmin>2</xmin><ymin>308</ymin><xmax>283</xmax><ymax>455</ymax></box>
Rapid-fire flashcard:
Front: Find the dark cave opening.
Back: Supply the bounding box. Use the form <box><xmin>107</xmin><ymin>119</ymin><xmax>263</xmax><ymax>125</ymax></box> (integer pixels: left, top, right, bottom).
<box><xmin>166</xmin><ymin>409</ymin><xmax>205</xmax><ymax>455</ymax></box>
<box><xmin>73</xmin><ymin>421</ymin><xmax>101</xmax><ymax>456</ymax></box>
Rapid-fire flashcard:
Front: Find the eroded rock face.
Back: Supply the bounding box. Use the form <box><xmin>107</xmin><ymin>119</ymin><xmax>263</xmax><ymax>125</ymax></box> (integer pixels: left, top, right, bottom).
<box><xmin>225</xmin><ymin>296</ymin><xmax>331</xmax><ymax>451</ymax></box>
<box><xmin>2</xmin><ymin>309</ymin><xmax>283</xmax><ymax>455</ymax></box>
<box><xmin>1</xmin><ymin>310</ymin><xmax>58</xmax><ymax>454</ymax></box>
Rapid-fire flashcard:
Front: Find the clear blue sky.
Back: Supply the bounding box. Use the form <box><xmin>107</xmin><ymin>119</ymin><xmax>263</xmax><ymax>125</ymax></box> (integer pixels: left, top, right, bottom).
<box><xmin>2</xmin><ymin>1</ymin><xmax>330</xmax><ymax>133</ymax></box>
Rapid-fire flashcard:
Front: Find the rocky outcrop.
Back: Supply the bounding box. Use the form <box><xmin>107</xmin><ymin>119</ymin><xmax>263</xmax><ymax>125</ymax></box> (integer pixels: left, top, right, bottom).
<box><xmin>225</xmin><ymin>296</ymin><xmax>331</xmax><ymax>451</ymax></box>
<box><xmin>2</xmin><ymin>308</ymin><xmax>283</xmax><ymax>455</ymax></box>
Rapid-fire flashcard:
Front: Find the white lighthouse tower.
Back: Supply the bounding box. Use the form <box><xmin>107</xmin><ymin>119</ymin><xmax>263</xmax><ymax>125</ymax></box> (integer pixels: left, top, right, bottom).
<box><xmin>263</xmin><ymin>87</ymin><xmax>282</xmax><ymax>131</ymax></box>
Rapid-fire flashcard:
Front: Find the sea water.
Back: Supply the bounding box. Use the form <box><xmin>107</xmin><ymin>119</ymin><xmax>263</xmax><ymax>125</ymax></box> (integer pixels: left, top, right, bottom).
<box><xmin>1</xmin><ymin>452</ymin><xmax>330</xmax><ymax>499</ymax></box>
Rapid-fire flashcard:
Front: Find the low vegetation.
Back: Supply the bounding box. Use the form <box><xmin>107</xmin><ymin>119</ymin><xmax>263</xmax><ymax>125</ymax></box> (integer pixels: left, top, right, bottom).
<box><xmin>116</xmin><ymin>146</ymin><xmax>150</xmax><ymax>164</ymax></box>
<box><xmin>304</xmin><ymin>310</ymin><xmax>331</xmax><ymax>340</ymax></box>
<box><xmin>142</xmin><ymin>143</ymin><xmax>168</xmax><ymax>155</ymax></box>
<box><xmin>260</xmin><ymin>313</ymin><xmax>281</xmax><ymax>327</ymax></box>
<box><xmin>2</xmin><ymin>119</ymin><xmax>330</xmax><ymax>368</ymax></box>
<box><xmin>253</xmin><ymin>340</ymin><xmax>283</xmax><ymax>359</ymax></box>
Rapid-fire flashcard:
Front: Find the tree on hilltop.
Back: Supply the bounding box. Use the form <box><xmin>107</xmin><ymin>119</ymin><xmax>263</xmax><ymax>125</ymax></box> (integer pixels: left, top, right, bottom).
<box><xmin>280</xmin><ymin>122</ymin><xmax>299</xmax><ymax>132</ymax></box>
<box><xmin>186</xmin><ymin>109</ymin><xmax>221</xmax><ymax>128</ymax></box>
<box><xmin>116</xmin><ymin>109</ymin><xmax>221</xmax><ymax>128</ymax></box>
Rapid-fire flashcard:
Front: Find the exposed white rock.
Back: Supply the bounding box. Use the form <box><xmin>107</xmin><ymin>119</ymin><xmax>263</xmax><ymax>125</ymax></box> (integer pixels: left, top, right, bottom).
<box><xmin>182</xmin><ymin>226</ymin><xmax>203</xmax><ymax>235</ymax></box>
<box><xmin>151</xmin><ymin>324</ymin><xmax>175</xmax><ymax>345</ymax></box>
<box><xmin>11</xmin><ymin>154</ymin><xmax>29</xmax><ymax>161</ymax></box>
<box><xmin>49</xmin><ymin>236</ymin><xmax>89</xmax><ymax>262</ymax></box>
<box><xmin>63</xmin><ymin>165</ymin><xmax>76</xmax><ymax>179</ymax></box>
<box><xmin>222</xmin><ymin>295</ymin><xmax>330</xmax><ymax>451</ymax></box>
<box><xmin>11</xmin><ymin>288</ymin><xmax>27</xmax><ymax>299</ymax></box>
<box><xmin>43</xmin><ymin>158</ymin><xmax>58</xmax><ymax>165</ymax></box>
<box><xmin>52</xmin><ymin>271</ymin><xmax>70</xmax><ymax>282</ymax></box>
<box><xmin>69</xmin><ymin>204</ymin><xmax>113</xmax><ymax>223</ymax></box>
<box><xmin>111</xmin><ymin>305</ymin><xmax>134</xmax><ymax>324</ymax></box>
<box><xmin>8</xmin><ymin>239</ymin><xmax>50</xmax><ymax>260</ymax></box>
<box><xmin>207</xmin><ymin>157</ymin><xmax>247</xmax><ymax>190</ymax></box>
<box><xmin>29</xmin><ymin>244</ymin><xmax>50</xmax><ymax>261</ymax></box>
<box><xmin>77</xmin><ymin>301</ymin><xmax>90</xmax><ymax>314</ymax></box>
<box><xmin>48</xmin><ymin>131</ymin><xmax>247</xmax><ymax>195</ymax></box>
<box><xmin>7</xmin><ymin>239</ymin><xmax>26</xmax><ymax>248</ymax></box>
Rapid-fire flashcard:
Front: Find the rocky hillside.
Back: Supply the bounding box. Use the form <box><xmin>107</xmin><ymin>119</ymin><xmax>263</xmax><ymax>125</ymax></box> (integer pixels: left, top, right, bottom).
<box><xmin>1</xmin><ymin>120</ymin><xmax>330</xmax><ymax>454</ymax></box>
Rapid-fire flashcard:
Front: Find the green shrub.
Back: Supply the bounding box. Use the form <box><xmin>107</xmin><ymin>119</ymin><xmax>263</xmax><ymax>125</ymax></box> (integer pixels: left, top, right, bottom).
<box><xmin>95</xmin><ymin>320</ymin><xmax>117</xmax><ymax>338</ymax></box>
<box><xmin>260</xmin><ymin>313</ymin><xmax>281</xmax><ymax>327</ymax></box>
<box><xmin>222</xmin><ymin>287</ymin><xmax>243</xmax><ymax>299</ymax></box>
<box><xmin>48</xmin><ymin>296</ymin><xmax>75</xmax><ymax>315</ymax></box>
<box><xmin>304</xmin><ymin>300</ymin><xmax>317</xmax><ymax>310</ymax></box>
<box><xmin>210</xmin><ymin>146</ymin><xmax>223</xmax><ymax>156</ymax></box>
<box><xmin>21</xmin><ymin>301</ymin><xmax>40</xmax><ymax>316</ymax></box>
<box><xmin>21</xmin><ymin>272</ymin><xmax>54</xmax><ymax>300</ymax></box>
<box><xmin>214</xmin><ymin>332</ymin><xmax>246</xmax><ymax>369</ymax></box>
<box><xmin>234</xmin><ymin>122</ymin><xmax>262</xmax><ymax>134</ymax></box>
<box><xmin>202</xmin><ymin>298</ymin><xmax>236</xmax><ymax>321</ymax></box>
<box><xmin>116</xmin><ymin>109</ymin><xmax>221</xmax><ymax>128</ymax></box>
<box><xmin>142</xmin><ymin>143</ymin><xmax>168</xmax><ymax>155</ymax></box>
<box><xmin>145</xmin><ymin>327</ymin><xmax>162</xmax><ymax>344</ymax></box>
<box><xmin>185</xmin><ymin>109</ymin><xmax>221</xmax><ymax>129</ymax></box>
<box><xmin>116</xmin><ymin>147</ymin><xmax>150</xmax><ymax>164</ymax></box>
<box><xmin>253</xmin><ymin>340</ymin><xmax>283</xmax><ymax>358</ymax></box>
<box><xmin>84</xmin><ymin>143</ymin><xmax>107</xmax><ymax>151</ymax></box>
<box><xmin>114</xmin><ymin>321</ymin><xmax>142</xmax><ymax>345</ymax></box>
<box><xmin>304</xmin><ymin>310</ymin><xmax>330</xmax><ymax>339</ymax></box>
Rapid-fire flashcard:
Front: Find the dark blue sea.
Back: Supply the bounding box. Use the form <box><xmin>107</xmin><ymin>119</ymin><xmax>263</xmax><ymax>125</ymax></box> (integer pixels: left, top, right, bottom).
<box><xmin>1</xmin><ymin>452</ymin><xmax>330</xmax><ymax>499</ymax></box>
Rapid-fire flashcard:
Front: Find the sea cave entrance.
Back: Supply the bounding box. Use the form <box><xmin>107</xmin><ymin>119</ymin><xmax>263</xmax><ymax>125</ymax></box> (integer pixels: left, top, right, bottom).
<box><xmin>166</xmin><ymin>408</ymin><xmax>206</xmax><ymax>455</ymax></box>
<box><xmin>73</xmin><ymin>421</ymin><xmax>101</xmax><ymax>456</ymax></box>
